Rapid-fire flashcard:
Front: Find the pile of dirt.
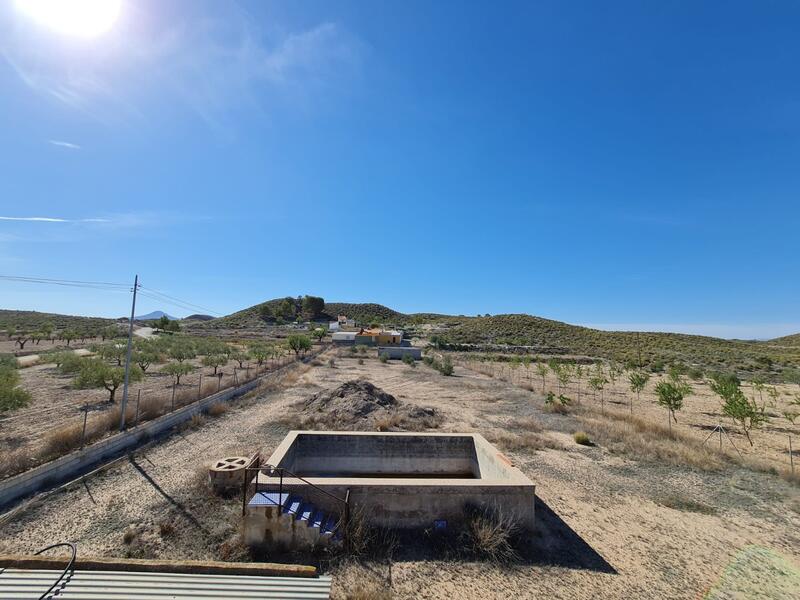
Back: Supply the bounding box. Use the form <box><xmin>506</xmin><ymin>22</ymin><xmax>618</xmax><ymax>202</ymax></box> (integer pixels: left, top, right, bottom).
<box><xmin>300</xmin><ymin>379</ymin><xmax>441</xmax><ymax>431</ymax></box>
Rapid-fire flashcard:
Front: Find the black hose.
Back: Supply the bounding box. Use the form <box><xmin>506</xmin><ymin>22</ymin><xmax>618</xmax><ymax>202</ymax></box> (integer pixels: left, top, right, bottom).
<box><xmin>33</xmin><ymin>542</ymin><xmax>76</xmax><ymax>600</ymax></box>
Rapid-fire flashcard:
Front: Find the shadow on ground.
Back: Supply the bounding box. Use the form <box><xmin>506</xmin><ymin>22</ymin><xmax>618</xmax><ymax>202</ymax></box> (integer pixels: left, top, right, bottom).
<box><xmin>524</xmin><ymin>496</ymin><xmax>615</xmax><ymax>573</ymax></box>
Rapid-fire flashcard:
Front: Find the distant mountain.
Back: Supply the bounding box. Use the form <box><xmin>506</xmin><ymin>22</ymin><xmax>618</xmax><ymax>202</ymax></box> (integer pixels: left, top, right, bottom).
<box><xmin>134</xmin><ymin>310</ymin><xmax>177</xmax><ymax>321</ymax></box>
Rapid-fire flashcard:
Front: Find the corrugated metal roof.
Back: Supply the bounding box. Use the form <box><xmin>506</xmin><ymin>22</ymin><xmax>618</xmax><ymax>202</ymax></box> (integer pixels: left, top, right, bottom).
<box><xmin>0</xmin><ymin>569</ymin><xmax>332</xmax><ymax>599</ymax></box>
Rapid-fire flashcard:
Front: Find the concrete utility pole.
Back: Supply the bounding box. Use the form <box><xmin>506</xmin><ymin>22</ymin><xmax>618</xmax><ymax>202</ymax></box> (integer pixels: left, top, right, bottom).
<box><xmin>119</xmin><ymin>274</ymin><xmax>139</xmax><ymax>431</ymax></box>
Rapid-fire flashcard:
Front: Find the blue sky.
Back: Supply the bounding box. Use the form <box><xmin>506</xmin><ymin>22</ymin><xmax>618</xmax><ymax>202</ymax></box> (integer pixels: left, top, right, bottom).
<box><xmin>0</xmin><ymin>1</ymin><xmax>798</xmax><ymax>339</ymax></box>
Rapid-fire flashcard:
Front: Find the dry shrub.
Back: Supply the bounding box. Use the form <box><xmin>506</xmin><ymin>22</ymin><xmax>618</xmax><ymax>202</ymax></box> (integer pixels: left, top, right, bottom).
<box><xmin>516</xmin><ymin>417</ymin><xmax>542</xmax><ymax>432</ymax></box>
<box><xmin>217</xmin><ymin>533</ymin><xmax>251</xmax><ymax>562</ymax></box>
<box><xmin>462</xmin><ymin>506</ymin><xmax>519</xmax><ymax>564</ymax></box>
<box><xmin>207</xmin><ymin>402</ymin><xmax>228</xmax><ymax>417</ymax></box>
<box><xmin>43</xmin><ymin>422</ymin><xmax>85</xmax><ymax>455</ymax></box>
<box><xmin>578</xmin><ymin>409</ymin><xmax>724</xmax><ymax>471</ymax></box>
<box><xmin>0</xmin><ymin>447</ymin><xmax>32</xmax><ymax>479</ymax></box>
<box><xmin>573</xmin><ymin>431</ymin><xmax>592</xmax><ymax>446</ymax></box>
<box><xmin>543</xmin><ymin>401</ymin><xmax>570</xmax><ymax>414</ymax></box>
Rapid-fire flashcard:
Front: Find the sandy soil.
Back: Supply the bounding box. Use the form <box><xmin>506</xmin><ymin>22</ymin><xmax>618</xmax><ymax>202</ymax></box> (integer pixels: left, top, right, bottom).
<box><xmin>0</xmin><ymin>351</ymin><xmax>798</xmax><ymax>599</ymax></box>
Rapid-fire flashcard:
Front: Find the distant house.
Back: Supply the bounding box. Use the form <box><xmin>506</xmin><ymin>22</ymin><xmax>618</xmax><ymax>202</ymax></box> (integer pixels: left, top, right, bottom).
<box><xmin>332</xmin><ymin>331</ymin><xmax>357</xmax><ymax>344</ymax></box>
<box><xmin>354</xmin><ymin>328</ymin><xmax>404</xmax><ymax>347</ymax></box>
<box><xmin>329</xmin><ymin>321</ymin><xmax>341</xmax><ymax>331</ymax></box>
<box><xmin>338</xmin><ymin>315</ymin><xmax>356</xmax><ymax>328</ymax></box>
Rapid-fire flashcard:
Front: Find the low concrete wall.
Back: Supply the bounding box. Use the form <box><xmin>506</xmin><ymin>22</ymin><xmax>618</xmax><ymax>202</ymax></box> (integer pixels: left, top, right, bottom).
<box><xmin>0</xmin><ymin>351</ymin><xmax>325</xmax><ymax>513</ymax></box>
<box><xmin>376</xmin><ymin>347</ymin><xmax>421</xmax><ymax>360</ymax></box>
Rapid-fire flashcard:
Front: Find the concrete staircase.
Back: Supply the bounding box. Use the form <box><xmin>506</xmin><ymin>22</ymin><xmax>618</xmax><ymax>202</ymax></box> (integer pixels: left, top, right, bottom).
<box><xmin>244</xmin><ymin>491</ymin><xmax>342</xmax><ymax>548</ymax></box>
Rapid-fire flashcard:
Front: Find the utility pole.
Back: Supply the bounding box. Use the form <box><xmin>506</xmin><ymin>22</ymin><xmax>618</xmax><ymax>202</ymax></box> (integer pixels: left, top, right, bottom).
<box><xmin>119</xmin><ymin>274</ymin><xmax>139</xmax><ymax>431</ymax></box>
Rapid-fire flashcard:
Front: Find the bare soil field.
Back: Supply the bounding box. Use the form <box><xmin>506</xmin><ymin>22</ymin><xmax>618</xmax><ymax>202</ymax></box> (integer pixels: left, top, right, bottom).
<box><xmin>461</xmin><ymin>358</ymin><xmax>800</xmax><ymax>473</ymax></box>
<box><xmin>0</xmin><ymin>351</ymin><xmax>798</xmax><ymax>599</ymax></box>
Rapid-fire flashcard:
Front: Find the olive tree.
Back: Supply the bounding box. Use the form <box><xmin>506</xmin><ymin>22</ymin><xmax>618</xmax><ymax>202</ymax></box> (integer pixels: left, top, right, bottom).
<box><xmin>161</xmin><ymin>362</ymin><xmax>195</xmax><ymax>385</ymax></box>
<box><xmin>0</xmin><ymin>360</ymin><xmax>31</xmax><ymax>412</ymax></box>
<box><xmin>74</xmin><ymin>359</ymin><xmax>143</xmax><ymax>402</ymax></box>
<box><xmin>202</xmin><ymin>354</ymin><xmax>227</xmax><ymax>375</ymax></box>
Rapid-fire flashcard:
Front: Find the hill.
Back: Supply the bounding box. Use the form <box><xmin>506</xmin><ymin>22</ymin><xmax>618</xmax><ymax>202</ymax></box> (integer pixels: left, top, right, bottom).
<box><xmin>192</xmin><ymin>298</ymin><xmax>800</xmax><ymax>379</ymax></box>
<box><xmin>434</xmin><ymin>314</ymin><xmax>800</xmax><ymax>377</ymax></box>
<box><xmin>0</xmin><ymin>309</ymin><xmax>114</xmax><ymax>333</ymax></box>
<box><xmin>193</xmin><ymin>297</ymin><xmax>405</xmax><ymax>330</ymax></box>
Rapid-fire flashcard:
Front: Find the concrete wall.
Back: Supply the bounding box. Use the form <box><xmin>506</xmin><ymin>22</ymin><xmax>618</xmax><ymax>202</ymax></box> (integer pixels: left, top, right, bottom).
<box><xmin>282</xmin><ymin>433</ymin><xmax>479</xmax><ymax>477</ymax></box>
<box><xmin>258</xmin><ymin>432</ymin><xmax>536</xmax><ymax>532</ymax></box>
<box><xmin>376</xmin><ymin>347</ymin><xmax>421</xmax><ymax>360</ymax></box>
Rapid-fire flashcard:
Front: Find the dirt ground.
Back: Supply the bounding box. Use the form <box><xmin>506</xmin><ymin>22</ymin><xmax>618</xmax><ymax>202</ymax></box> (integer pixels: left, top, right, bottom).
<box><xmin>0</xmin><ymin>350</ymin><xmax>798</xmax><ymax>599</ymax></box>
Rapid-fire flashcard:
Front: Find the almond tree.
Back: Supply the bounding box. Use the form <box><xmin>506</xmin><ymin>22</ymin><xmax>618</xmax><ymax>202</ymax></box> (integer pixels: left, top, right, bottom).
<box><xmin>710</xmin><ymin>373</ymin><xmax>767</xmax><ymax>446</ymax></box>
<box><xmin>535</xmin><ymin>362</ymin><xmax>549</xmax><ymax>393</ymax></box>
<box><xmin>628</xmin><ymin>371</ymin><xmax>650</xmax><ymax>415</ymax></box>
<box><xmin>654</xmin><ymin>378</ymin><xmax>690</xmax><ymax>434</ymax></box>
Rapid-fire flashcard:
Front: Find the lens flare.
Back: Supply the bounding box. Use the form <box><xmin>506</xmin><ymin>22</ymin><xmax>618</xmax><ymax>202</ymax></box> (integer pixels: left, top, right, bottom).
<box><xmin>16</xmin><ymin>0</ymin><xmax>122</xmax><ymax>38</ymax></box>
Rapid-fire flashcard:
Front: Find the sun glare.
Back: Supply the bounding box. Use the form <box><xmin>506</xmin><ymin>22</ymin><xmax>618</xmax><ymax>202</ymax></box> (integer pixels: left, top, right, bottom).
<box><xmin>16</xmin><ymin>0</ymin><xmax>121</xmax><ymax>38</ymax></box>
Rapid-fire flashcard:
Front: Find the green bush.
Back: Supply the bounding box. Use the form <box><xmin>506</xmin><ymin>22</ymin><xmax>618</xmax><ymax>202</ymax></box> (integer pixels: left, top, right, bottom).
<box><xmin>402</xmin><ymin>353</ymin><xmax>416</xmax><ymax>367</ymax></box>
<box><xmin>0</xmin><ymin>364</ymin><xmax>31</xmax><ymax>412</ymax></box>
<box><xmin>379</xmin><ymin>352</ymin><xmax>389</xmax><ymax>364</ymax></box>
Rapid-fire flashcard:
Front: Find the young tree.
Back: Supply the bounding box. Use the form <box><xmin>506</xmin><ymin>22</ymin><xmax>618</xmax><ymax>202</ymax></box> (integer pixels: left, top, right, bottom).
<box><xmin>628</xmin><ymin>371</ymin><xmax>650</xmax><ymax>415</ymax></box>
<box><xmin>402</xmin><ymin>353</ymin><xmax>416</xmax><ymax>368</ymax></box>
<box><xmin>589</xmin><ymin>365</ymin><xmax>609</xmax><ymax>411</ymax></box>
<box><xmin>556</xmin><ymin>363</ymin><xmax>572</xmax><ymax>396</ymax></box>
<box><xmin>202</xmin><ymin>354</ymin><xmax>227</xmax><ymax>375</ymax></box>
<box><xmin>74</xmin><ymin>359</ymin><xmax>143</xmax><ymax>402</ymax></box>
<box><xmin>161</xmin><ymin>361</ymin><xmax>195</xmax><ymax>385</ymax></box>
<box><xmin>311</xmin><ymin>327</ymin><xmax>327</xmax><ymax>343</ymax></box>
<box><xmin>710</xmin><ymin>373</ymin><xmax>767</xmax><ymax>446</ymax></box>
<box><xmin>11</xmin><ymin>330</ymin><xmax>32</xmax><ymax>350</ymax></box>
<box><xmin>535</xmin><ymin>362</ymin><xmax>549</xmax><ymax>393</ymax></box>
<box><xmin>287</xmin><ymin>334</ymin><xmax>312</xmax><ymax>357</ymax></box>
<box><xmin>655</xmin><ymin>379</ymin><xmax>691</xmax><ymax>433</ymax></box>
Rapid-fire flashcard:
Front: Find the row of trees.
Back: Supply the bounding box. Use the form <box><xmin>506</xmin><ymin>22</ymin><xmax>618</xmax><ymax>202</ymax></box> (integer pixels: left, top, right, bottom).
<box><xmin>474</xmin><ymin>354</ymin><xmax>800</xmax><ymax>448</ymax></box>
<box><xmin>4</xmin><ymin>323</ymin><xmax>126</xmax><ymax>350</ymax></box>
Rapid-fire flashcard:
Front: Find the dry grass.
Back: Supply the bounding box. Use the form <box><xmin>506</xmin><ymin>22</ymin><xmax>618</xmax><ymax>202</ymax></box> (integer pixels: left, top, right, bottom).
<box><xmin>345</xmin><ymin>581</ymin><xmax>393</xmax><ymax>600</ymax></box>
<box><xmin>488</xmin><ymin>431</ymin><xmax>562</xmax><ymax>453</ymax></box>
<box><xmin>462</xmin><ymin>506</ymin><xmax>519</xmax><ymax>564</ymax></box>
<box><xmin>578</xmin><ymin>408</ymin><xmax>724</xmax><ymax>471</ymax></box>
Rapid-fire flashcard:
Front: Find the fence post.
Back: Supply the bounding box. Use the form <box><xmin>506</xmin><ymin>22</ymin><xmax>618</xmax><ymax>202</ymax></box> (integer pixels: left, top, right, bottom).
<box><xmin>135</xmin><ymin>390</ymin><xmax>141</xmax><ymax>426</ymax></box>
<box><xmin>80</xmin><ymin>405</ymin><xmax>88</xmax><ymax>449</ymax></box>
<box><xmin>790</xmin><ymin>436</ymin><xmax>795</xmax><ymax>474</ymax></box>
<box><xmin>241</xmin><ymin>468</ymin><xmax>248</xmax><ymax>516</ymax></box>
<box><xmin>198</xmin><ymin>375</ymin><xmax>202</xmax><ymax>400</ymax></box>
<box><xmin>171</xmin><ymin>383</ymin><xmax>176</xmax><ymax>411</ymax></box>
<box><xmin>233</xmin><ymin>368</ymin><xmax>238</xmax><ymax>386</ymax></box>
<box><xmin>217</xmin><ymin>373</ymin><xmax>222</xmax><ymax>392</ymax></box>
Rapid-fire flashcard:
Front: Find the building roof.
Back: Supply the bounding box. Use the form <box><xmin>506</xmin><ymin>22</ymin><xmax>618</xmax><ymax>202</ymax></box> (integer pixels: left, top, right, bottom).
<box><xmin>0</xmin><ymin>569</ymin><xmax>332</xmax><ymax>599</ymax></box>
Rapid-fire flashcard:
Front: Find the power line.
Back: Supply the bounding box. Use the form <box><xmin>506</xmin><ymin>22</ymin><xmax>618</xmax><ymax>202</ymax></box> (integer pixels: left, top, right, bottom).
<box><xmin>0</xmin><ymin>275</ymin><xmax>130</xmax><ymax>291</ymax></box>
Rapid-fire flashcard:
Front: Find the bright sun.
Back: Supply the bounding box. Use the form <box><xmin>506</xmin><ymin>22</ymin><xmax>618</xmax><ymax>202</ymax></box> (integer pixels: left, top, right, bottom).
<box><xmin>16</xmin><ymin>0</ymin><xmax>121</xmax><ymax>38</ymax></box>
